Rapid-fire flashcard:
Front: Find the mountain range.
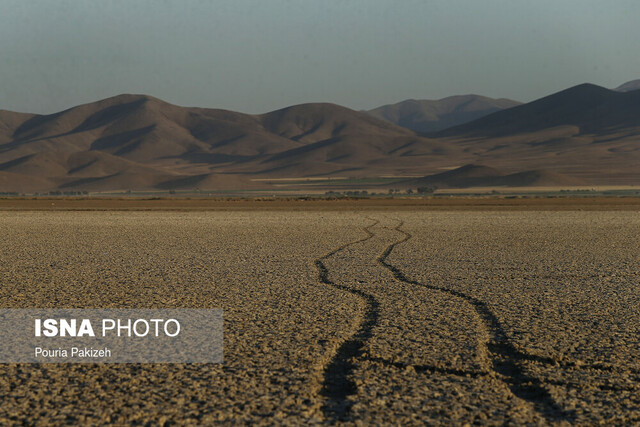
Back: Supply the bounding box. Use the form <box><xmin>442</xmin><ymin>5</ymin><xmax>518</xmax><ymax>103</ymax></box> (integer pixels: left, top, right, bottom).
<box><xmin>615</xmin><ymin>79</ymin><xmax>640</xmax><ymax>93</ymax></box>
<box><xmin>365</xmin><ymin>95</ymin><xmax>521</xmax><ymax>133</ymax></box>
<box><xmin>0</xmin><ymin>80</ymin><xmax>639</xmax><ymax>192</ymax></box>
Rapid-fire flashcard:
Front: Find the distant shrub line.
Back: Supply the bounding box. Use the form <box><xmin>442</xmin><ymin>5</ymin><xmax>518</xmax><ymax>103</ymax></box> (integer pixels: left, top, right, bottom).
<box><xmin>324</xmin><ymin>187</ymin><xmax>436</xmax><ymax>198</ymax></box>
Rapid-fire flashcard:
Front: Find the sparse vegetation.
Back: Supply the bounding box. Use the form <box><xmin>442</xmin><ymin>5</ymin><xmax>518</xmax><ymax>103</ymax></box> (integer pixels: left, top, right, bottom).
<box><xmin>43</xmin><ymin>190</ymin><xmax>89</xmax><ymax>196</ymax></box>
<box><xmin>324</xmin><ymin>190</ymin><xmax>370</xmax><ymax>198</ymax></box>
<box><xmin>416</xmin><ymin>186</ymin><xmax>436</xmax><ymax>194</ymax></box>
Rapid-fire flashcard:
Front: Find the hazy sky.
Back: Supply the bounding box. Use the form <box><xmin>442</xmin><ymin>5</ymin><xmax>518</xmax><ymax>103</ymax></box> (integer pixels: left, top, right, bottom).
<box><xmin>1</xmin><ymin>0</ymin><xmax>639</xmax><ymax>114</ymax></box>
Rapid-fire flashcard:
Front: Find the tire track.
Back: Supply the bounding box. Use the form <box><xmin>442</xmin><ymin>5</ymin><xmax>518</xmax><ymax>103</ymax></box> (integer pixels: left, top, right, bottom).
<box><xmin>314</xmin><ymin>219</ymin><xmax>380</xmax><ymax>422</ymax></box>
<box><xmin>377</xmin><ymin>219</ymin><xmax>574</xmax><ymax>423</ymax></box>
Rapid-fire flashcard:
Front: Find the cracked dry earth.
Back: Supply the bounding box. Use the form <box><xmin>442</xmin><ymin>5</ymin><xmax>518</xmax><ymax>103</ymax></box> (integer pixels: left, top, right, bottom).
<box><xmin>0</xmin><ymin>210</ymin><xmax>639</xmax><ymax>425</ymax></box>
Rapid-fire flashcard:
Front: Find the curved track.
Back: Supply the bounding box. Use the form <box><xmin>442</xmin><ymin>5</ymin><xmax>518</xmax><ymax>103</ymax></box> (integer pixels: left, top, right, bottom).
<box><xmin>314</xmin><ymin>219</ymin><xmax>381</xmax><ymax>421</ymax></box>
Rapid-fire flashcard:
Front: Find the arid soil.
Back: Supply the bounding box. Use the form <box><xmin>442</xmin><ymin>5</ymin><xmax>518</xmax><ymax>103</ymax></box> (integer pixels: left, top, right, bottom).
<box><xmin>2</xmin><ymin>196</ymin><xmax>640</xmax><ymax>211</ymax></box>
<box><xmin>0</xmin><ymin>207</ymin><xmax>639</xmax><ymax>424</ymax></box>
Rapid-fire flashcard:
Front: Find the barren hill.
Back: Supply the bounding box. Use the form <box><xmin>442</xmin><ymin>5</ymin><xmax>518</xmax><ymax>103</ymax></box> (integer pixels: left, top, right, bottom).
<box><xmin>251</xmin><ymin>103</ymin><xmax>458</xmax><ymax>176</ymax></box>
<box><xmin>0</xmin><ymin>96</ymin><xmax>453</xmax><ymax>191</ymax></box>
<box><xmin>401</xmin><ymin>164</ymin><xmax>586</xmax><ymax>189</ymax></box>
<box><xmin>366</xmin><ymin>95</ymin><xmax>521</xmax><ymax>133</ymax></box>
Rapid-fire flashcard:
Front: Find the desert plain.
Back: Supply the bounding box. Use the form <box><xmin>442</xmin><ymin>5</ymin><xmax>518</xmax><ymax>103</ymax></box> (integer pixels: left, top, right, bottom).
<box><xmin>0</xmin><ymin>198</ymin><xmax>639</xmax><ymax>425</ymax></box>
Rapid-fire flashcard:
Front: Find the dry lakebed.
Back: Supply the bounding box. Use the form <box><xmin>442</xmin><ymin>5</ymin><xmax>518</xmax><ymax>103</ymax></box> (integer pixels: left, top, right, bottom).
<box><xmin>0</xmin><ymin>200</ymin><xmax>639</xmax><ymax>424</ymax></box>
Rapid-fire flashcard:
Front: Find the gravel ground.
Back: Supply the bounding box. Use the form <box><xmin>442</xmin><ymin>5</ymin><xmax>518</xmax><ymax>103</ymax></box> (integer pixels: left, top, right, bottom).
<box><xmin>0</xmin><ymin>210</ymin><xmax>638</xmax><ymax>425</ymax></box>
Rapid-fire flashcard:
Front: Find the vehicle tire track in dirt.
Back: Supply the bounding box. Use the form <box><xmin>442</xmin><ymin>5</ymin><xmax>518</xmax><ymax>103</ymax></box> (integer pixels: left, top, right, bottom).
<box><xmin>314</xmin><ymin>219</ymin><xmax>380</xmax><ymax>422</ymax></box>
<box><xmin>377</xmin><ymin>219</ymin><xmax>574</xmax><ymax>423</ymax></box>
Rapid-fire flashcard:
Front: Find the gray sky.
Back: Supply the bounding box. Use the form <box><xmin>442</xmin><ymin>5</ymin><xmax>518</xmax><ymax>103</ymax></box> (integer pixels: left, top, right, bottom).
<box><xmin>1</xmin><ymin>0</ymin><xmax>638</xmax><ymax>114</ymax></box>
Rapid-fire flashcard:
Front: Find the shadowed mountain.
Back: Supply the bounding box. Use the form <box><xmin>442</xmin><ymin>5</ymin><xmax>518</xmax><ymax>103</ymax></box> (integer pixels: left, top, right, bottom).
<box><xmin>440</xmin><ymin>84</ymin><xmax>640</xmax><ymax>137</ymax></box>
<box><xmin>366</xmin><ymin>95</ymin><xmax>521</xmax><ymax>133</ymax></box>
<box><xmin>401</xmin><ymin>164</ymin><xmax>587</xmax><ymax>189</ymax></box>
<box><xmin>615</xmin><ymin>79</ymin><xmax>640</xmax><ymax>93</ymax></box>
<box><xmin>430</xmin><ymin>84</ymin><xmax>640</xmax><ymax>184</ymax></box>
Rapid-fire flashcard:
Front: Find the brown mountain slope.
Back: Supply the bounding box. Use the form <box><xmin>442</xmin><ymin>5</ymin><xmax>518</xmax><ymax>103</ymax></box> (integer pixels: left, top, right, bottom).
<box><xmin>252</xmin><ymin>103</ymin><xmax>457</xmax><ymax>176</ymax></box>
<box><xmin>0</xmin><ymin>110</ymin><xmax>34</xmax><ymax>143</ymax></box>
<box><xmin>366</xmin><ymin>95</ymin><xmax>521</xmax><ymax>133</ymax></box>
<box><xmin>7</xmin><ymin>94</ymin><xmax>301</xmax><ymax>162</ymax></box>
<box><xmin>252</xmin><ymin>102</ymin><xmax>456</xmax><ymax>175</ymax></box>
<box><xmin>0</xmin><ymin>95</ymin><xmax>455</xmax><ymax>191</ymax></box>
<box><xmin>0</xmin><ymin>171</ymin><xmax>53</xmax><ymax>193</ymax></box>
<box><xmin>401</xmin><ymin>164</ymin><xmax>586</xmax><ymax>189</ymax></box>
<box><xmin>261</xmin><ymin>102</ymin><xmax>411</xmax><ymax>141</ymax></box>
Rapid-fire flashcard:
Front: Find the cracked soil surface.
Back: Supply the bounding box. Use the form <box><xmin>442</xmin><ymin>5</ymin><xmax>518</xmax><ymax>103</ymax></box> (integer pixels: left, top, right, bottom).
<box><xmin>1</xmin><ymin>208</ymin><xmax>639</xmax><ymax>424</ymax></box>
